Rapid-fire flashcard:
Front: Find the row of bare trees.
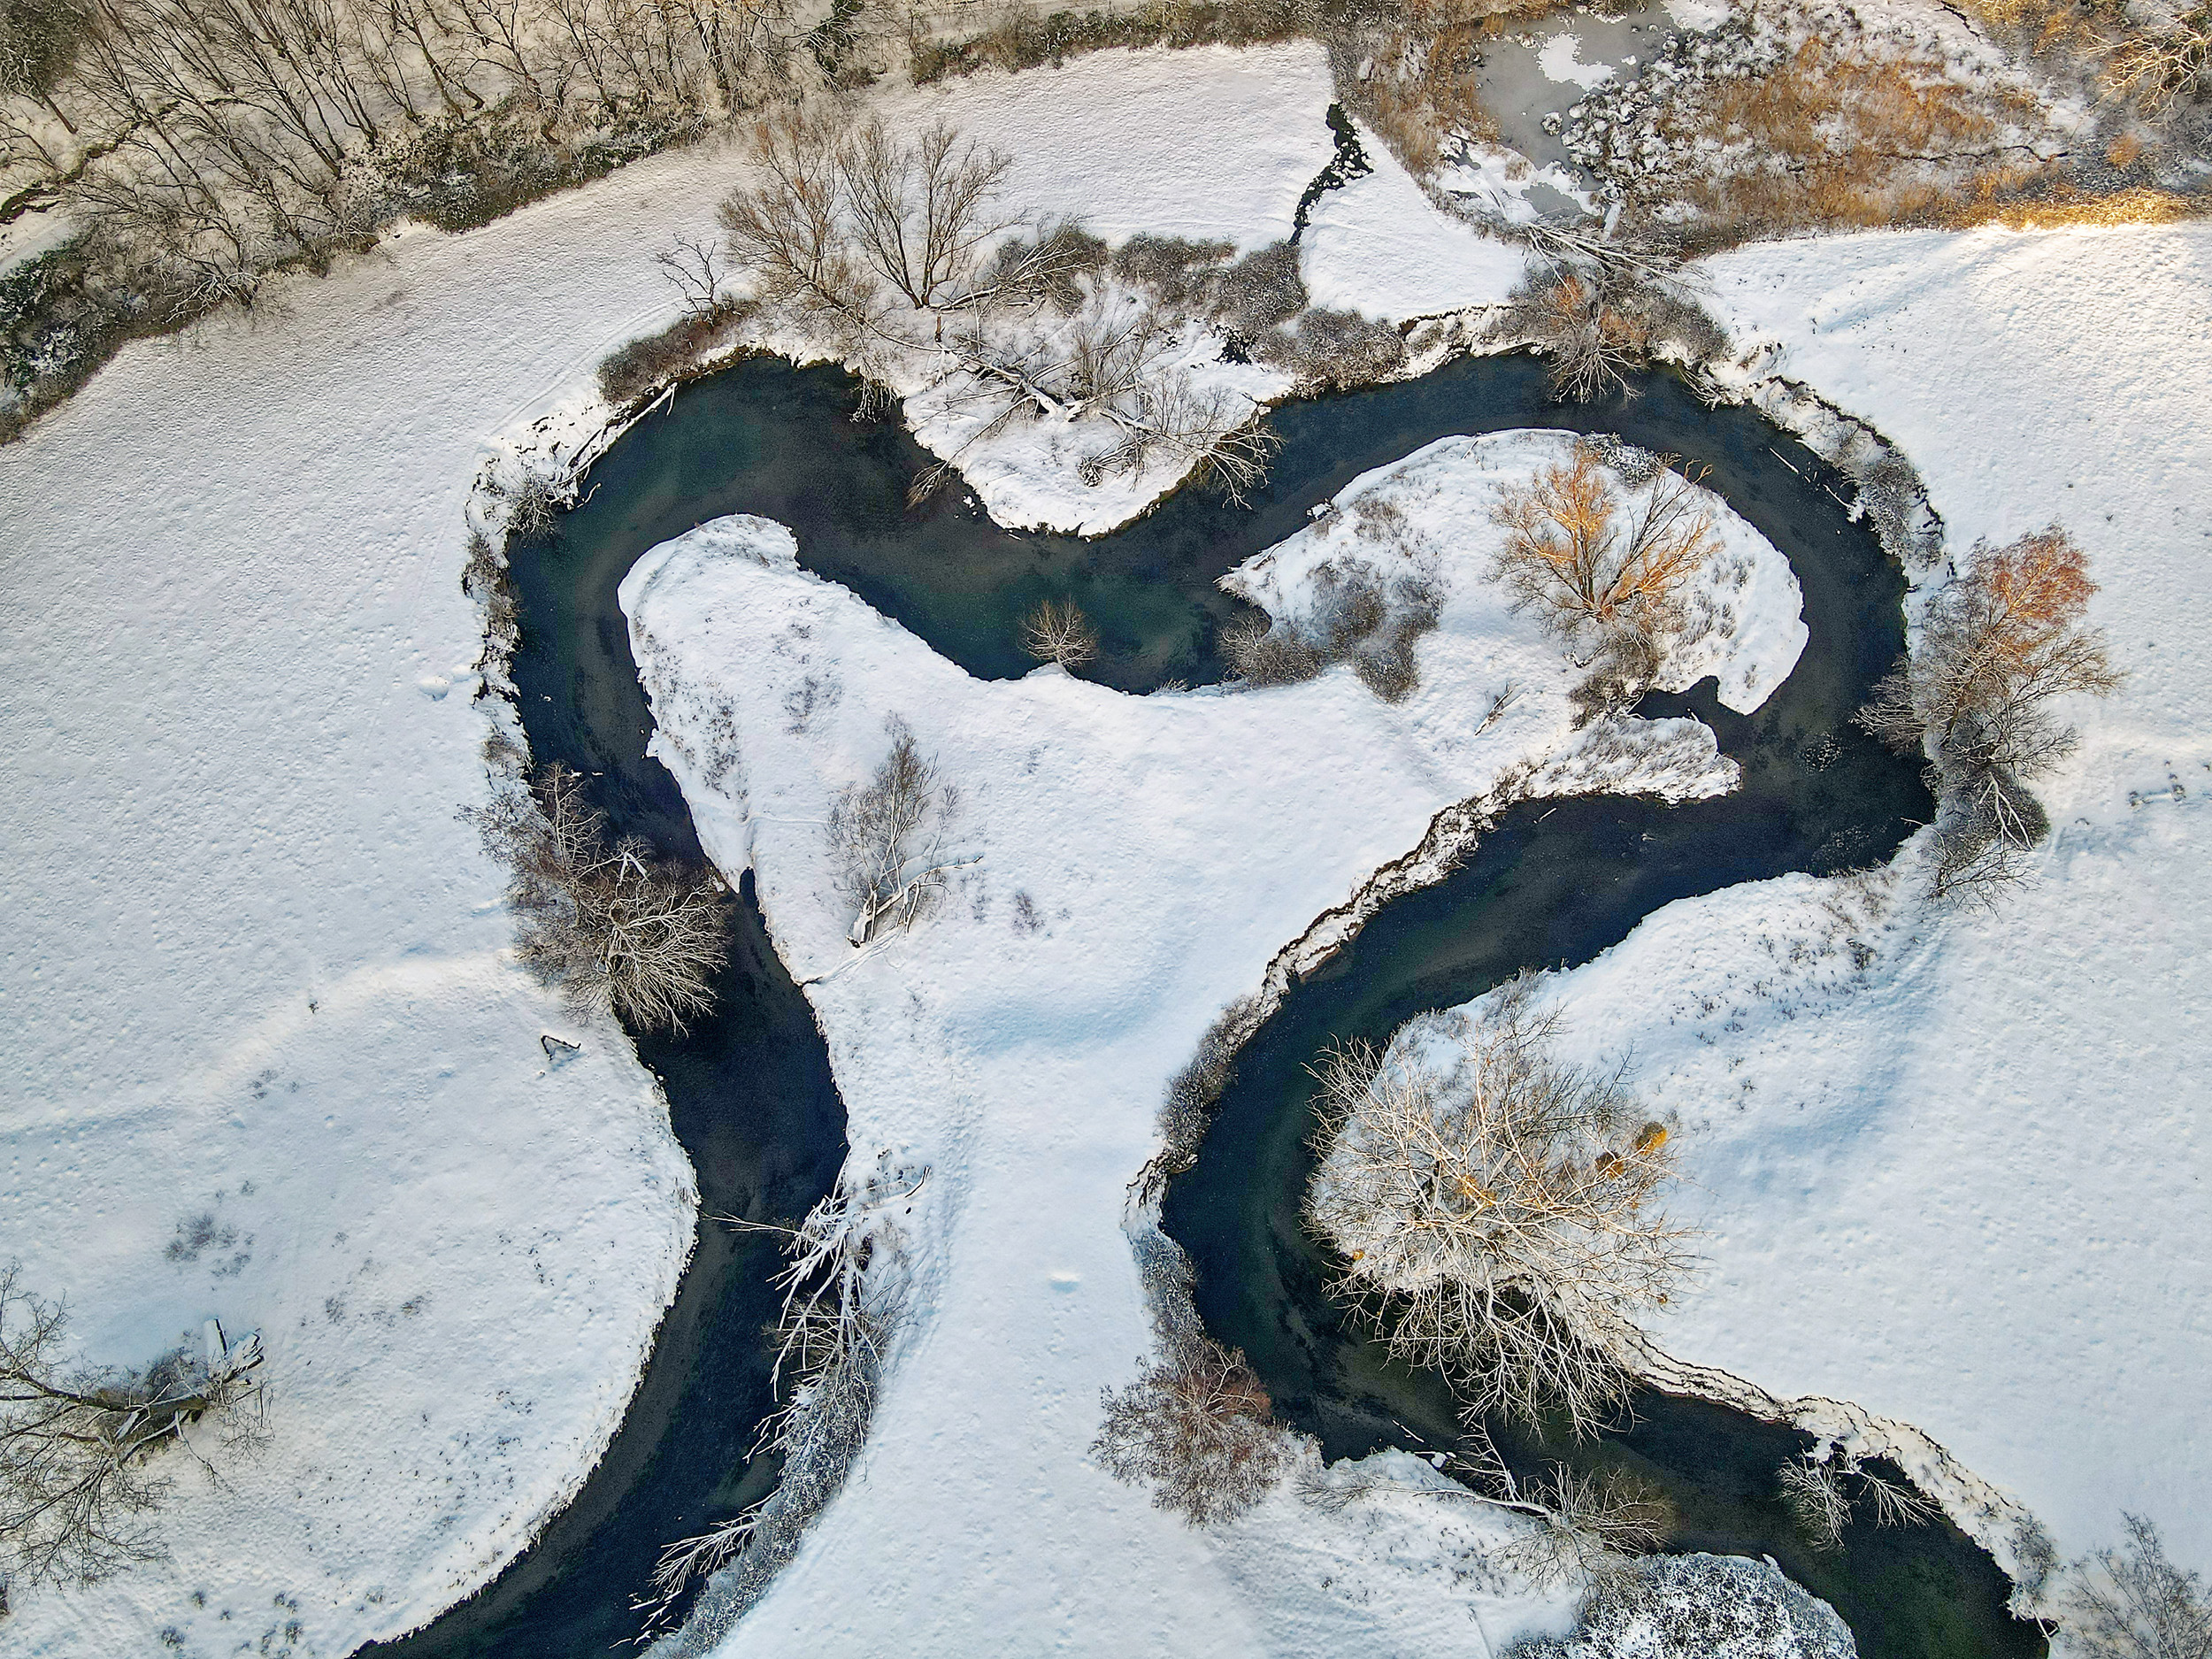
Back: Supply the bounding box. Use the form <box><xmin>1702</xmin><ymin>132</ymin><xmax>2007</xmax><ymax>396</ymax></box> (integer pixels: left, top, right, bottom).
<box><xmin>1856</xmin><ymin>526</ymin><xmax>2121</xmax><ymax>902</ymax></box>
<box><xmin>1</xmin><ymin>0</ymin><xmax>810</xmax><ymax>311</ymax></box>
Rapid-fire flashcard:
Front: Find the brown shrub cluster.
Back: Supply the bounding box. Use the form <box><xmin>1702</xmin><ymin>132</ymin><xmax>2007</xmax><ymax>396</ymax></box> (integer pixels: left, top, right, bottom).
<box><xmin>598</xmin><ymin>298</ymin><xmax>761</xmax><ymax>410</ymax></box>
<box><xmin>1094</xmin><ymin>1335</ymin><xmax>1291</xmax><ymax>1525</ymax></box>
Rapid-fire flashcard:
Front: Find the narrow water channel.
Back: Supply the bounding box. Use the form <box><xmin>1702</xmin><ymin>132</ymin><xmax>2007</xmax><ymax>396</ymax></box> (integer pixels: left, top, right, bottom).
<box><xmin>365</xmin><ymin>352</ymin><xmax>2041</xmax><ymax>1657</ymax></box>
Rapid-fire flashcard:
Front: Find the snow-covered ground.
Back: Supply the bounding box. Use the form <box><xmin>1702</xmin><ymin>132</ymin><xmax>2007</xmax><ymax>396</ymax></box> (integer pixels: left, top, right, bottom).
<box><xmin>0</xmin><ymin>42</ymin><xmax>1380</xmax><ymax>1659</ymax></box>
<box><xmin>1363</xmin><ymin>219</ymin><xmax>2212</xmax><ymax>1603</ymax></box>
<box><xmin>5</xmin><ymin>17</ymin><xmax>2207</xmax><ymax>1655</ymax></box>
<box><xmin>1670</xmin><ymin>224</ymin><xmax>2212</xmax><ymax>1568</ymax></box>
<box><xmin>618</xmin><ymin>430</ymin><xmax>1802</xmax><ymax>1653</ymax></box>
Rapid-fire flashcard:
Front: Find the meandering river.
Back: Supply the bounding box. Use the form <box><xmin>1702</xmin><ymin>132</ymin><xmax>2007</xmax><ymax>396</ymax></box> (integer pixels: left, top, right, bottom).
<box><xmin>365</xmin><ymin>352</ymin><xmax>2043</xmax><ymax>1659</ymax></box>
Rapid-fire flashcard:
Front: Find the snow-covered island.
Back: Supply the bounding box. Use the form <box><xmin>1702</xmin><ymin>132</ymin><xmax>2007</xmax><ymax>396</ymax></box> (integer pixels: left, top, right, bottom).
<box><xmin>3</xmin><ymin>16</ymin><xmax>2209</xmax><ymax>1659</ymax></box>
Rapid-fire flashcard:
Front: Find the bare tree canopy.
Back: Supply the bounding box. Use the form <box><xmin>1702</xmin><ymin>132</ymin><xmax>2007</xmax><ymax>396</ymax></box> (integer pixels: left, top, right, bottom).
<box><xmin>1094</xmin><ymin>1335</ymin><xmax>1290</xmax><ymax>1525</ymax></box>
<box><xmin>2</xmin><ymin>1263</ymin><xmax>265</xmax><ymax>1587</ymax></box>
<box><xmin>468</xmin><ymin>762</ymin><xmax>733</xmax><ymax>1031</ymax></box>
<box><xmin>1018</xmin><ymin>596</ymin><xmax>1098</xmax><ymax>671</ymax></box>
<box><xmin>826</xmin><ymin>716</ymin><xmax>963</xmax><ymax>946</ymax></box>
<box><xmin>1304</xmin><ymin>976</ymin><xmax>1693</xmax><ymax>1438</ymax></box>
<box><xmin>1492</xmin><ymin>443</ymin><xmax>1719</xmax><ymax>650</ymax></box>
<box><xmin>2067</xmin><ymin>1515</ymin><xmax>2212</xmax><ymax>1659</ymax></box>
<box><xmin>1856</xmin><ymin>526</ymin><xmax>2121</xmax><ymax>902</ymax></box>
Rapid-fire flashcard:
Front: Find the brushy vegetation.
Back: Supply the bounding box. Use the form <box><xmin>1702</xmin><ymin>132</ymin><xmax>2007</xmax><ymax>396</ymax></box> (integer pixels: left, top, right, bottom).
<box><xmin>466</xmin><ymin>761</ymin><xmax>733</xmax><ymax>1030</ymax></box>
<box><xmin>1304</xmin><ymin>976</ymin><xmax>1692</xmax><ymax>1440</ymax></box>
<box><xmin>1855</xmin><ymin>526</ymin><xmax>2121</xmax><ymax>904</ymax></box>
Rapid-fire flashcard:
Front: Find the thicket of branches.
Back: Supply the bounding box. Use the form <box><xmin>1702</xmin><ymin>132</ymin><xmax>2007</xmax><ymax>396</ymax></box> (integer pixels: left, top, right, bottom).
<box><xmin>467</xmin><ymin>760</ymin><xmax>733</xmax><ymax>1030</ymax></box>
<box><xmin>638</xmin><ymin>1162</ymin><xmax>920</xmax><ymax>1642</ymax></box>
<box><xmin>1304</xmin><ymin>978</ymin><xmax>1692</xmax><ymax>1439</ymax></box>
<box><xmin>1493</xmin><ymin>253</ymin><xmax>1730</xmax><ymax>403</ymax></box>
<box><xmin>1093</xmin><ymin>1333</ymin><xmax>1291</xmax><ymax>1525</ymax></box>
<box><xmin>1491</xmin><ymin>441</ymin><xmax>1721</xmax><ymax>719</ymax></box>
<box><xmin>825</xmin><ymin>716</ymin><xmax>961</xmax><ymax>946</ymax></box>
<box><xmin>1777</xmin><ymin>1449</ymin><xmax>1936</xmax><ymax>1551</ymax></box>
<box><xmin>1855</xmin><ymin>526</ymin><xmax>2121</xmax><ymax>903</ymax></box>
<box><xmin>1018</xmin><ymin>596</ymin><xmax>1097</xmax><ymax>671</ymax></box>
<box><xmin>2</xmin><ymin>1263</ymin><xmax>265</xmax><ymax>1588</ymax></box>
<box><xmin>2065</xmin><ymin>1514</ymin><xmax>2212</xmax><ymax>1659</ymax></box>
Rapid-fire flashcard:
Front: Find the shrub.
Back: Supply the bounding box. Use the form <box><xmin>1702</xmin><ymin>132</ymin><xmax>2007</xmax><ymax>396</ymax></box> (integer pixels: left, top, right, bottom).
<box><xmin>826</xmin><ymin>717</ymin><xmax>960</xmax><ymax>945</ymax></box>
<box><xmin>467</xmin><ymin>763</ymin><xmax>732</xmax><ymax>1030</ymax></box>
<box><xmin>1110</xmin><ymin>233</ymin><xmax>1235</xmax><ymax>304</ymax></box>
<box><xmin>1094</xmin><ymin>1335</ymin><xmax>1291</xmax><ymax>1525</ymax></box>
<box><xmin>1209</xmin><ymin>240</ymin><xmax>1306</xmax><ymax>341</ymax></box>
<box><xmin>1259</xmin><ymin>305</ymin><xmax>1407</xmax><ymax>390</ymax></box>
<box><xmin>1304</xmin><ymin>977</ymin><xmax>1692</xmax><ymax>1437</ymax></box>
<box><xmin>597</xmin><ymin>300</ymin><xmax>760</xmax><ymax>411</ymax></box>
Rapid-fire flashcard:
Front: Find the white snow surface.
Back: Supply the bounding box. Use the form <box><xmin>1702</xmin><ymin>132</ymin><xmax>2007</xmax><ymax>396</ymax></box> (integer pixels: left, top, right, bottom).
<box><xmin>1403</xmin><ymin>221</ymin><xmax>2212</xmax><ymax>1576</ymax></box>
<box><xmin>0</xmin><ymin>47</ymin><xmax>1383</xmax><ymax>1653</ymax></box>
<box><xmin>1225</xmin><ymin>430</ymin><xmax>1805</xmax><ymax>717</ymax></box>
<box><xmin>1298</xmin><ymin>121</ymin><xmax>1530</xmax><ymax>319</ymax></box>
<box><xmin>883</xmin><ymin>44</ymin><xmax>1338</xmax><ymax>251</ymax></box>
<box><xmin>618</xmin><ymin>434</ymin><xmax>1799</xmax><ymax>1654</ymax></box>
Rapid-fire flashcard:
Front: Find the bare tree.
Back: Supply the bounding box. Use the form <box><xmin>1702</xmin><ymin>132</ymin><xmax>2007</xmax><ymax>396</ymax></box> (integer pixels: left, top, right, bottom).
<box><xmin>1018</xmin><ymin>596</ymin><xmax>1097</xmax><ymax>671</ymax></box>
<box><xmin>1094</xmin><ymin>1335</ymin><xmax>1291</xmax><ymax>1525</ymax></box>
<box><xmin>2</xmin><ymin>1264</ymin><xmax>265</xmax><ymax>1587</ymax></box>
<box><xmin>467</xmin><ymin>762</ymin><xmax>733</xmax><ymax>1031</ymax></box>
<box><xmin>2066</xmin><ymin>1515</ymin><xmax>2212</xmax><ymax>1659</ymax></box>
<box><xmin>656</xmin><ymin>230</ymin><xmax>731</xmax><ymax>316</ymax></box>
<box><xmin>825</xmin><ymin>716</ymin><xmax>964</xmax><ymax>946</ymax></box>
<box><xmin>1304</xmin><ymin>977</ymin><xmax>1693</xmax><ymax>1438</ymax></box>
<box><xmin>1492</xmin><ymin>442</ymin><xmax>1719</xmax><ymax>658</ymax></box>
<box><xmin>1857</xmin><ymin>527</ymin><xmax>2122</xmax><ymax>904</ymax></box>
<box><xmin>841</xmin><ymin>117</ymin><xmax>1012</xmax><ymax>308</ymax></box>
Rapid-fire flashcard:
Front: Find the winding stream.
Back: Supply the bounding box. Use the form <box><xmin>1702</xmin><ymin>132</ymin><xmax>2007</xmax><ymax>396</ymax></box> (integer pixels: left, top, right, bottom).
<box><xmin>368</xmin><ymin>352</ymin><xmax>2042</xmax><ymax>1657</ymax></box>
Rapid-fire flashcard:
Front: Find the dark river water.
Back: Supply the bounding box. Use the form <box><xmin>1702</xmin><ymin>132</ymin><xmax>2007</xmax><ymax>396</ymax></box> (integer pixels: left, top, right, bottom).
<box><xmin>364</xmin><ymin>352</ymin><xmax>2044</xmax><ymax>1659</ymax></box>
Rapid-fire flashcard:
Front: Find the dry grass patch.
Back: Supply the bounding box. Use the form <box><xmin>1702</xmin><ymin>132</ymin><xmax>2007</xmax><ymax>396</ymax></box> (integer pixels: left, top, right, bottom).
<box><xmin>1646</xmin><ymin>27</ymin><xmax>2050</xmax><ymax>241</ymax></box>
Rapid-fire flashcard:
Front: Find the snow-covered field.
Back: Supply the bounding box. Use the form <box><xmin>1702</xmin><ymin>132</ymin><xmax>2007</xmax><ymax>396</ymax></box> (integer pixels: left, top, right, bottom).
<box><xmin>3</xmin><ymin>20</ymin><xmax>2207</xmax><ymax>1658</ymax></box>
<box><xmin>617</xmin><ymin>434</ymin><xmax>1802</xmax><ymax>1655</ymax></box>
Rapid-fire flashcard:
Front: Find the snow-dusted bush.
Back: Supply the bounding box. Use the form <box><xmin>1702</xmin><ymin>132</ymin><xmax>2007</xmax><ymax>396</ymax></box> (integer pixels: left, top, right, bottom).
<box><xmin>1221</xmin><ymin>543</ymin><xmax>1443</xmax><ymax>703</ymax></box>
<box><xmin>1094</xmin><ymin>1335</ymin><xmax>1292</xmax><ymax>1526</ymax></box>
<box><xmin>1018</xmin><ymin>597</ymin><xmax>1099</xmax><ymax>671</ymax></box>
<box><xmin>1856</xmin><ymin>526</ymin><xmax>2122</xmax><ymax>902</ymax></box>
<box><xmin>826</xmin><ymin>717</ymin><xmax>961</xmax><ymax>945</ymax></box>
<box><xmin>1</xmin><ymin>1264</ymin><xmax>265</xmax><ymax>1588</ymax></box>
<box><xmin>1304</xmin><ymin>976</ymin><xmax>1691</xmax><ymax>1437</ymax></box>
<box><xmin>596</xmin><ymin>299</ymin><xmax>758</xmax><ymax>411</ymax></box>
<box><xmin>2065</xmin><ymin>1514</ymin><xmax>2212</xmax><ymax>1659</ymax></box>
<box><xmin>1258</xmin><ymin>304</ymin><xmax>1408</xmax><ymax>392</ymax></box>
<box><xmin>467</xmin><ymin>762</ymin><xmax>733</xmax><ymax>1030</ymax></box>
<box><xmin>1490</xmin><ymin>441</ymin><xmax>1722</xmax><ymax>718</ymax></box>
<box><xmin>1510</xmin><ymin>1553</ymin><xmax>1855</xmax><ymax>1659</ymax></box>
